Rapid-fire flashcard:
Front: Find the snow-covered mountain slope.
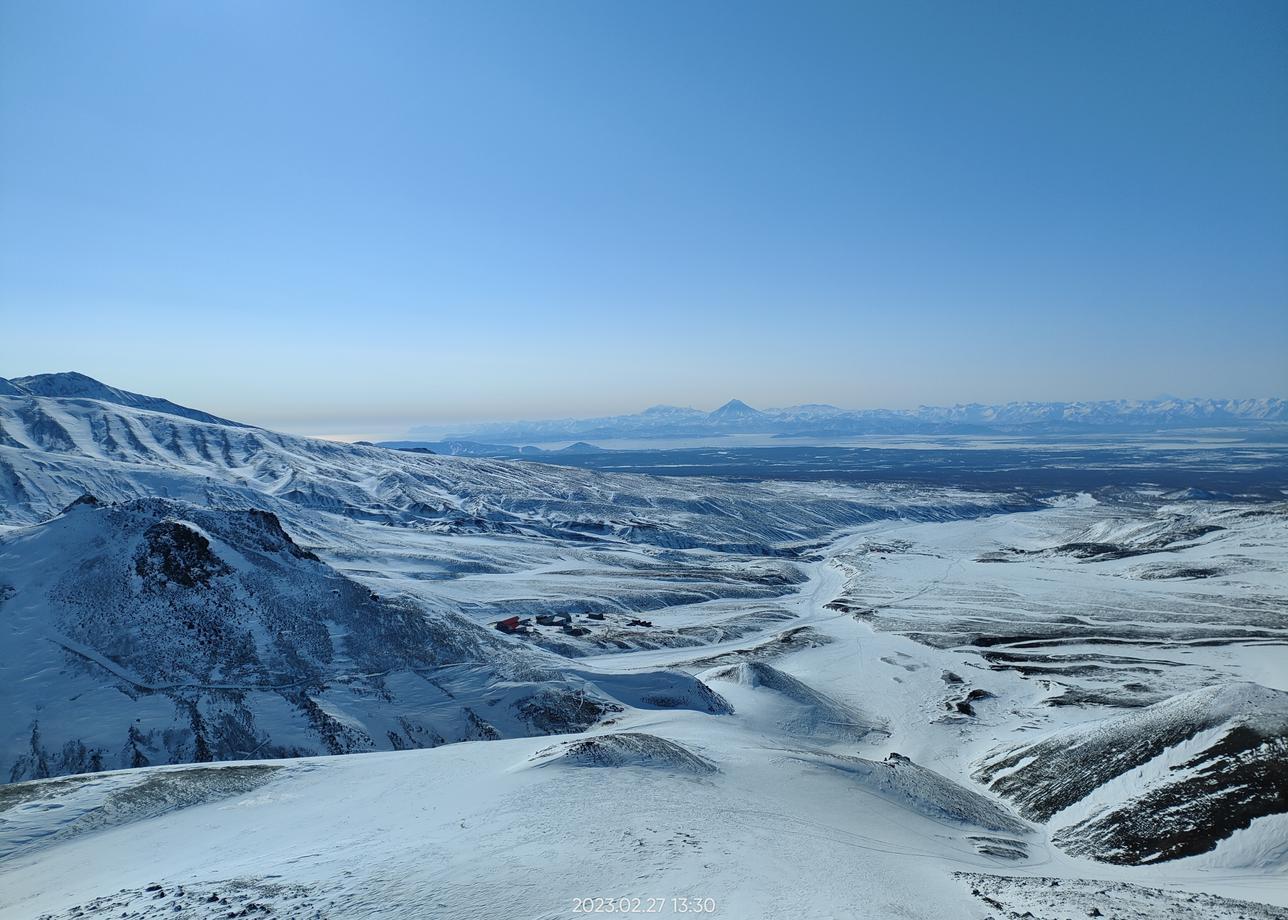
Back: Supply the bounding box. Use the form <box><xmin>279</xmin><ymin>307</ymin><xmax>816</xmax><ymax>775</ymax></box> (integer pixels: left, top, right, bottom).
<box><xmin>706</xmin><ymin>398</ymin><xmax>765</xmax><ymax>423</ymax></box>
<box><xmin>0</xmin><ymin>734</ymin><xmax>1046</xmax><ymax>920</ymax></box>
<box><xmin>0</xmin><ymin>383</ymin><xmax>1035</xmax><ymax>536</ymax></box>
<box><xmin>409</xmin><ymin>394</ymin><xmax>1288</xmax><ymax>442</ymax></box>
<box><xmin>0</xmin><ymin>497</ymin><xmax>730</xmax><ymax>782</ymax></box>
<box><xmin>1</xmin><ymin>375</ymin><xmax>1286</xmax><ymax>919</ymax></box>
<box><xmin>3</xmin><ymin>373</ymin><xmax>245</xmax><ymax>427</ymax></box>
<box><xmin>1</xmin><ymin>502</ymin><xmax>1285</xmax><ymax>917</ymax></box>
<box><xmin>2</xmin><ymin>646</ymin><xmax>1283</xmax><ymax>920</ymax></box>
<box><xmin>0</xmin><ymin>380</ymin><xmax>1038</xmax><ymax>785</ymax></box>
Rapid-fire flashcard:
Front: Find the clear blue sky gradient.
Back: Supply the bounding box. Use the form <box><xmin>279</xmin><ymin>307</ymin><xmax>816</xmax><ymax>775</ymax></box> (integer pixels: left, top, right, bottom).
<box><xmin>2</xmin><ymin>1</ymin><xmax>1285</xmax><ymax>436</ymax></box>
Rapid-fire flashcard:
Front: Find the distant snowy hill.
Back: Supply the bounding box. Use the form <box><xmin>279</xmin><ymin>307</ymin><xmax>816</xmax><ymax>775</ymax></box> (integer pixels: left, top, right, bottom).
<box><xmin>3</xmin><ymin>372</ymin><xmax>246</xmax><ymax>427</ymax></box>
<box><xmin>408</xmin><ymin>395</ymin><xmax>1288</xmax><ymax>442</ymax></box>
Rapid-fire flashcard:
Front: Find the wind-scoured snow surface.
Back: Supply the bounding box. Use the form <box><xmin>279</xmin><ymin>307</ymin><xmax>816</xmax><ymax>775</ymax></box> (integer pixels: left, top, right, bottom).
<box><xmin>0</xmin><ymin>374</ymin><xmax>1285</xmax><ymax>919</ymax></box>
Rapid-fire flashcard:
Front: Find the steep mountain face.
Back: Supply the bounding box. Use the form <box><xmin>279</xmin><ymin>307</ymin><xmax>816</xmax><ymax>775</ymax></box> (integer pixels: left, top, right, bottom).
<box><xmin>5</xmin><ymin>373</ymin><xmax>245</xmax><ymax>427</ymax></box>
<box><xmin>409</xmin><ymin>395</ymin><xmax>1288</xmax><ymax>442</ymax></box>
<box><xmin>10</xmin><ymin>499</ymin><xmax>479</xmax><ymax>687</ymax></box>
<box><xmin>0</xmin><ymin>497</ymin><xmax>732</xmax><ymax>781</ymax></box>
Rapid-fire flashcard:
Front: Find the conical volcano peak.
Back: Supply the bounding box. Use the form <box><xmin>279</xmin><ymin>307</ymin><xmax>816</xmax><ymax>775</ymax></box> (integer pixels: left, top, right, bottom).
<box><xmin>708</xmin><ymin>399</ymin><xmax>762</xmax><ymax>420</ymax></box>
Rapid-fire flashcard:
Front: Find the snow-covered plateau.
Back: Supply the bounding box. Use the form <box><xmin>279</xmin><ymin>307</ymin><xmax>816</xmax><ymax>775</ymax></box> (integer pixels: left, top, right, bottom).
<box><xmin>0</xmin><ymin>374</ymin><xmax>1285</xmax><ymax>919</ymax></box>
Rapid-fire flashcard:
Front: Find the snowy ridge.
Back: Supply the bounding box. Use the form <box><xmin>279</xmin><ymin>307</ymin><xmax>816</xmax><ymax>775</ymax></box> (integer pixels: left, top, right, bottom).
<box><xmin>3</xmin><ymin>373</ymin><xmax>246</xmax><ymax>427</ymax></box>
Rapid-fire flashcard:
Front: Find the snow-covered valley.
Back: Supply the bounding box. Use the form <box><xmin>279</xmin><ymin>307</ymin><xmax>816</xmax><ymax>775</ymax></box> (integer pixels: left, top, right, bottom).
<box><xmin>0</xmin><ymin>375</ymin><xmax>1285</xmax><ymax>919</ymax></box>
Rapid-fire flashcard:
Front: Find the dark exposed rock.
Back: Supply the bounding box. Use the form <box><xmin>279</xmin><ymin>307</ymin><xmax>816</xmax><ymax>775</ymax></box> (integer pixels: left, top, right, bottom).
<box><xmin>512</xmin><ymin>688</ymin><xmax>621</xmax><ymax>735</ymax></box>
<box><xmin>1054</xmin><ymin>724</ymin><xmax>1288</xmax><ymax>864</ymax></box>
<box><xmin>532</xmin><ymin>732</ymin><xmax>717</xmax><ymax>774</ymax></box>
<box><xmin>975</xmin><ymin>683</ymin><xmax>1288</xmax><ymax>864</ymax></box>
<box><xmin>136</xmin><ymin>521</ymin><xmax>233</xmax><ymax>589</ymax></box>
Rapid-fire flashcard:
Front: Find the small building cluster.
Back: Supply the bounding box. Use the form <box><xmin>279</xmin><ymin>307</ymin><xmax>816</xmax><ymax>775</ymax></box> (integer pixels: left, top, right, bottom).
<box><xmin>493</xmin><ymin>610</ymin><xmax>655</xmax><ymax>636</ymax></box>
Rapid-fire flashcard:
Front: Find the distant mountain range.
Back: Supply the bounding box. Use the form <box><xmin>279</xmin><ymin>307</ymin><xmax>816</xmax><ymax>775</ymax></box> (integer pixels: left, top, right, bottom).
<box><xmin>4</xmin><ymin>374</ymin><xmax>1284</xmax><ymax>449</ymax></box>
<box><xmin>405</xmin><ymin>396</ymin><xmax>1288</xmax><ymax>445</ymax></box>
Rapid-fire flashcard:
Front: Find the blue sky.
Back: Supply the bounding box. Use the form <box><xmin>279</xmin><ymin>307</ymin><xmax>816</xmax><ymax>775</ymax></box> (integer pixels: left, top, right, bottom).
<box><xmin>2</xmin><ymin>1</ymin><xmax>1285</xmax><ymax>437</ymax></box>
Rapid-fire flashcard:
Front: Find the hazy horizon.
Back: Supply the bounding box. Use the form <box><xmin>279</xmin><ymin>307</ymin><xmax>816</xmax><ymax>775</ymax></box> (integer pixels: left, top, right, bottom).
<box><xmin>5</xmin><ymin>369</ymin><xmax>1286</xmax><ymax>443</ymax></box>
